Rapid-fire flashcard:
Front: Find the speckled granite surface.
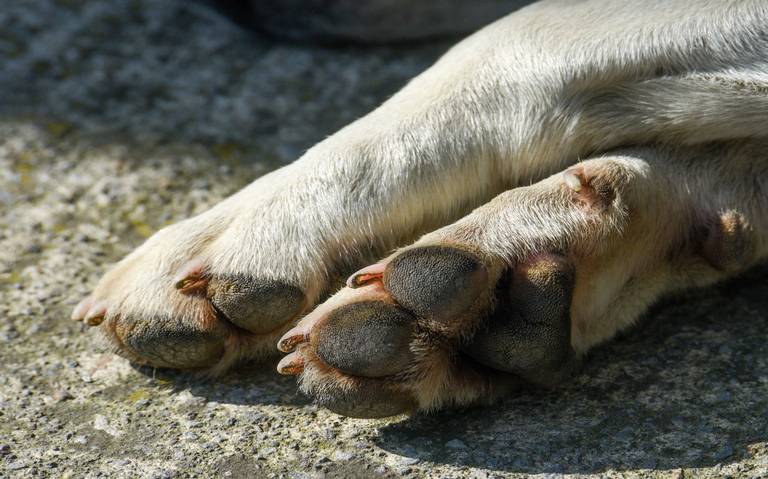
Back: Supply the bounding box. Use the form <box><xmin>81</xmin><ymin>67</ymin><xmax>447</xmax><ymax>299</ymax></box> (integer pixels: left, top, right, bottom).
<box><xmin>1</xmin><ymin>1</ymin><xmax>767</xmax><ymax>478</ymax></box>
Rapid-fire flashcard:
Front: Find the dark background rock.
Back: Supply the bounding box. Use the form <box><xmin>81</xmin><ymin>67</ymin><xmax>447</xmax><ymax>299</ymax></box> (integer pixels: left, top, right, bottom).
<box><xmin>243</xmin><ymin>0</ymin><xmax>534</xmax><ymax>43</ymax></box>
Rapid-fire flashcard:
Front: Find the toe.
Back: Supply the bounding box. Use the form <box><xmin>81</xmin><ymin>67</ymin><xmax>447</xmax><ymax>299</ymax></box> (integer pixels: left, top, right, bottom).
<box><xmin>304</xmin><ymin>368</ymin><xmax>416</xmax><ymax>418</ymax></box>
<box><xmin>311</xmin><ymin>301</ymin><xmax>416</xmax><ymax>377</ymax></box>
<box><xmin>383</xmin><ymin>245</ymin><xmax>489</xmax><ymax>322</ymax></box>
<box><xmin>278</xmin><ymin>280</ymin><xmax>392</xmax><ymax>354</ymax></box>
<box><xmin>298</xmin><ymin>340</ymin><xmax>418</xmax><ymax>418</ymax></box>
<box><xmin>84</xmin><ymin>300</ymin><xmax>109</xmax><ymax>326</ymax></box>
<box><xmin>173</xmin><ymin>259</ymin><xmax>308</xmax><ymax>336</ymax></box>
<box><xmin>208</xmin><ymin>276</ymin><xmax>306</xmax><ymax>334</ymax></box>
<box><xmin>464</xmin><ymin>254</ymin><xmax>576</xmax><ymax>382</ymax></box>
<box><xmin>71</xmin><ymin>296</ymin><xmax>95</xmax><ymax>321</ymax></box>
<box><xmin>112</xmin><ymin>299</ymin><xmax>229</xmax><ymax>369</ymax></box>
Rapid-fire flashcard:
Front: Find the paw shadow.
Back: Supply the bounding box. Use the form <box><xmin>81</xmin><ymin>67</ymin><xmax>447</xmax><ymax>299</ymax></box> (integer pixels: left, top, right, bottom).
<box><xmin>130</xmin><ymin>359</ymin><xmax>310</xmax><ymax>408</ymax></box>
<box><xmin>376</xmin><ymin>265</ymin><xmax>768</xmax><ymax>474</ymax></box>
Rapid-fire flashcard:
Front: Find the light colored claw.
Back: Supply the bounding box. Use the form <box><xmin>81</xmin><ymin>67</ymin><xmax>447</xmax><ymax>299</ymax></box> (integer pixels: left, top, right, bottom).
<box><xmin>71</xmin><ymin>296</ymin><xmax>94</xmax><ymax>321</ymax></box>
<box><xmin>173</xmin><ymin>259</ymin><xmax>209</xmax><ymax>294</ymax></box>
<box><xmin>277</xmin><ymin>352</ymin><xmax>305</xmax><ymax>375</ymax></box>
<box><xmin>84</xmin><ymin>301</ymin><xmax>108</xmax><ymax>326</ymax></box>
<box><xmin>563</xmin><ymin>170</ymin><xmax>583</xmax><ymax>192</ymax></box>
<box><xmin>278</xmin><ymin>328</ymin><xmax>309</xmax><ymax>353</ymax></box>
<box><xmin>346</xmin><ymin>262</ymin><xmax>387</xmax><ymax>288</ymax></box>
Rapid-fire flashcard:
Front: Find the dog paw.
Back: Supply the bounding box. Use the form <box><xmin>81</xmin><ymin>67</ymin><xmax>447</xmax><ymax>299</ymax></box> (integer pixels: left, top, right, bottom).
<box><xmin>274</xmin><ymin>159</ymin><xmax>636</xmax><ymax>417</ymax></box>
<box><xmin>277</xmin><ymin>150</ymin><xmax>759</xmax><ymax>417</ymax></box>
<box><xmin>71</xmin><ymin>206</ymin><xmax>315</xmax><ymax>372</ymax></box>
<box><xmin>277</xmin><ymin>244</ymin><xmax>578</xmax><ymax>418</ymax></box>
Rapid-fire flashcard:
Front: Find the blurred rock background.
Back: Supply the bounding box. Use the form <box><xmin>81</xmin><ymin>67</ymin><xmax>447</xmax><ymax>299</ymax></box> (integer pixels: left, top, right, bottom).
<box><xmin>1</xmin><ymin>1</ymin><xmax>767</xmax><ymax>477</ymax></box>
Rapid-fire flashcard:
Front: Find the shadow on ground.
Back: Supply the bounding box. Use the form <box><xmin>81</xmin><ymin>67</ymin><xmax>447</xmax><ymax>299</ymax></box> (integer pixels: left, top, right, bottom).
<box><xmin>131</xmin><ymin>360</ymin><xmax>310</xmax><ymax>408</ymax></box>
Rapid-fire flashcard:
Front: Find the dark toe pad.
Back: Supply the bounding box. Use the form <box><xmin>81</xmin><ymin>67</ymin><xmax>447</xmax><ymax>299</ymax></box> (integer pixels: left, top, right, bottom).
<box><xmin>119</xmin><ymin>312</ymin><xmax>227</xmax><ymax>368</ymax></box>
<box><xmin>384</xmin><ymin>246</ymin><xmax>488</xmax><ymax>321</ymax></box>
<box><xmin>312</xmin><ymin>301</ymin><xmax>416</xmax><ymax>377</ymax></box>
<box><xmin>209</xmin><ymin>276</ymin><xmax>306</xmax><ymax>334</ymax></box>
<box><xmin>312</xmin><ymin>379</ymin><xmax>416</xmax><ymax>418</ymax></box>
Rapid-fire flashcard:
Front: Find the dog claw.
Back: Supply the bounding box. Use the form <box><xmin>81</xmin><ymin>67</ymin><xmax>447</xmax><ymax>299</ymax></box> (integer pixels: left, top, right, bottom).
<box><xmin>70</xmin><ymin>296</ymin><xmax>94</xmax><ymax>321</ymax></box>
<box><xmin>84</xmin><ymin>301</ymin><xmax>108</xmax><ymax>326</ymax></box>
<box><xmin>563</xmin><ymin>170</ymin><xmax>584</xmax><ymax>192</ymax></box>
<box><xmin>346</xmin><ymin>262</ymin><xmax>386</xmax><ymax>288</ymax></box>
<box><xmin>277</xmin><ymin>327</ymin><xmax>309</xmax><ymax>353</ymax></box>
<box><xmin>277</xmin><ymin>352</ymin><xmax>305</xmax><ymax>375</ymax></box>
<box><xmin>173</xmin><ymin>260</ymin><xmax>209</xmax><ymax>295</ymax></box>
<box><xmin>174</xmin><ymin>276</ymin><xmax>209</xmax><ymax>295</ymax></box>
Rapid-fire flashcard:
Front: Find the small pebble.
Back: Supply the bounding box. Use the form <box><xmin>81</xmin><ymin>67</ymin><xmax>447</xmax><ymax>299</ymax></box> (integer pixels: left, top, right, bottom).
<box><xmin>332</xmin><ymin>450</ymin><xmax>354</xmax><ymax>462</ymax></box>
<box><xmin>53</xmin><ymin>389</ymin><xmax>74</xmax><ymax>402</ymax></box>
<box><xmin>7</xmin><ymin>461</ymin><xmax>27</xmax><ymax>470</ymax></box>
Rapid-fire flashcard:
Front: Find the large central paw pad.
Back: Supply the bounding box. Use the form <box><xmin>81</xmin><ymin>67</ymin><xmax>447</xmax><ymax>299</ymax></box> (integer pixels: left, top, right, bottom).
<box><xmin>277</xmin><ymin>246</ymin><xmax>577</xmax><ymax>418</ymax></box>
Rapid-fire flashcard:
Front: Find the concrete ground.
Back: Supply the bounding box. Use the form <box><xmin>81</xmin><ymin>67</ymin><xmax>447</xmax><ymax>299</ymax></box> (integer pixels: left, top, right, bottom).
<box><xmin>1</xmin><ymin>1</ymin><xmax>767</xmax><ymax>478</ymax></box>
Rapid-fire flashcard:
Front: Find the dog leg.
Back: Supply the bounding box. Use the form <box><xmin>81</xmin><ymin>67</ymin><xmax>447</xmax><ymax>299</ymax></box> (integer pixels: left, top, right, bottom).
<box><xmin>280</xmin><ymin>141</ymin><xmax>768</xmax><ymax>417</ymax></box>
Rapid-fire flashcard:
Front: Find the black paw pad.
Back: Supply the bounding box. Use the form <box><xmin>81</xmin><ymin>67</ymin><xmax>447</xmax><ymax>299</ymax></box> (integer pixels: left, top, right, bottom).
<box><xmin>209</xmin><ymin>277</ymin><xmax>306</xmax><ymax>334</ymax></box>
<box><xmin>312</xmin><ymin>301</ymin><xmax>415</xmax><ymax>377</ymax></box>
<box><xmin>506</xmin><ymin>257</ymin><xmax>575</xmax><ymax>324</ymax></box>
<box><xmin>383</xmin><ymin>246</ymin><xmax>488</xmax><ymax>321</ymax></box>
<box><xmin>121</xmin><ymin>313</ymin><xmax>227</xmax><ymax>368</ymax></box>
<box><xmin>465</xmin><ymin>256</ymin><xmax>575</xmax><ymax>384</ymax></box>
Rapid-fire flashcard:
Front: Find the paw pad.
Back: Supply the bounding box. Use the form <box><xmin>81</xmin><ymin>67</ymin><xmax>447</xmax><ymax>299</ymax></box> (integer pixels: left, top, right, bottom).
<box><xmin>384</xmin><ymin>246</ymin><xmax>488</xmax><ymax>321</ymax></box>
<box><xmin>313</xmin><ymin>301</ymin><xmax>416</xmax><ymax>377</ymax></box>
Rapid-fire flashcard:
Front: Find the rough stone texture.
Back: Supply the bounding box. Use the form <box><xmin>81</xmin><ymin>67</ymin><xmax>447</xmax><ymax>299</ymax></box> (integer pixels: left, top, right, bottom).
<box><xmin>1</xmin><ymin>1</ymin><xmax>767</xmax><ymax>478</ymax></box>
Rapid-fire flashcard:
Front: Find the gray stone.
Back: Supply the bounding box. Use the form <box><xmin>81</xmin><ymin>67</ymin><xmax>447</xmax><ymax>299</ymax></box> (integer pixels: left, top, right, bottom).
<box><xmin>6</xmin><ymin>461</ymin><xmax>27</xmax><ymax>471</ymax></box>
<box><xmin>332</xmin><ymin>450</ymin><xmax>354</xmax><ymax>462</ymax></box>
<box><xmin>445</xmin><ymin>439</ymin><xmax>468</xmax><ymax>449</ymax></box>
